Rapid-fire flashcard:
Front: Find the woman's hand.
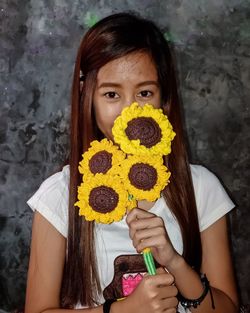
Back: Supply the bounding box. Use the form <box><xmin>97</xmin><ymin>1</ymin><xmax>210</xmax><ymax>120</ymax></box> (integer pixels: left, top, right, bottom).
<box><xmin>113</xmin><ymin>268</ymin><xmax>178</xmax><ymax>313</ymax></box>
<box><xmin>126</xmin><ymin>207</ymin><xmax>180</xmax><ymax>269</ymax></box>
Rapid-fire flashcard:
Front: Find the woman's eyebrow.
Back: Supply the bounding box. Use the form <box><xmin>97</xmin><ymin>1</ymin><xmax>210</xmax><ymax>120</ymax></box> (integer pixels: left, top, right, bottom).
<box><xmin>136</xmin><ymin>81</ymin><xmax>159</xmax><ymax>87</ymax></box>
<box><xmin>98</xmin><ymin>80</ymin><xmax>159</xmax><ymax>88</ymax></box>
<box><xmin>98</xmin><ymin>82</ymin><xmax>121</xmax><ymax>88</ymax></box>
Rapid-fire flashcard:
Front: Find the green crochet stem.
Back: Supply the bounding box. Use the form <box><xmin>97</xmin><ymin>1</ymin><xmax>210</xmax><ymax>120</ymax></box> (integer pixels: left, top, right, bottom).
<box><xmin>143</xmin><ymin>248</ymin><xmax>156</xmax><ymax>275</ymax></box>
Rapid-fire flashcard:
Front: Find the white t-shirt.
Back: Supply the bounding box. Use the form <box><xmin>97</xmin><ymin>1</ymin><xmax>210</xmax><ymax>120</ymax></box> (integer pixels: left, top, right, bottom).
<box><xmin>27</xmin><ymin>164</ymin><xmax>234</xmax><ymax>312</ymax></box>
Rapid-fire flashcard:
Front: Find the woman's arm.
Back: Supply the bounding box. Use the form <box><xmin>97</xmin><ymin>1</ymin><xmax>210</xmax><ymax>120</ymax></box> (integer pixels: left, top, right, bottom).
<box><xmin>127</xmin><ymin>209</ymin><xmax>239</xmax><ymax>313</ymax></box>
<box><xmin>25</xmin><ymin>211</ymin><xmax>66</xmax><ymax>312</ymax></box>
<box><xmin>25</xmin><ymin>212</ymin><xmax>102</xmax><ymax>313</ymax></box>
<box><xmin>159</xmin><ymin>216</ymin><xmax>239</xmax><ymax>313</ymax></box>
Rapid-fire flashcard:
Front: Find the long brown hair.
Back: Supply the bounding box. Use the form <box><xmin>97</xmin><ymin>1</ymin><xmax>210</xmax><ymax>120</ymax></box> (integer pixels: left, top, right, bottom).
<box><xmin>60</xmin><ymin>12</ymin><xmax>202</xmax><ymax>308</ymax></box>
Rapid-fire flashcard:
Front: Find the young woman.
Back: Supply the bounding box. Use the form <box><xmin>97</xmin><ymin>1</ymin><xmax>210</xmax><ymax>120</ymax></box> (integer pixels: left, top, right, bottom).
<box><xmin>25</xmin><ymin>12</ymin><xmax>239</xmax><ymax>313</ymax></box>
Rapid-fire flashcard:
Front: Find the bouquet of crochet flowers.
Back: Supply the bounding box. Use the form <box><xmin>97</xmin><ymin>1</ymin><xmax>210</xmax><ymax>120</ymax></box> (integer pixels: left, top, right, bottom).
<box><xmin>75</xmin><ymin>102</ymin><xmax>176</xmax><ymax>274</ymax></box>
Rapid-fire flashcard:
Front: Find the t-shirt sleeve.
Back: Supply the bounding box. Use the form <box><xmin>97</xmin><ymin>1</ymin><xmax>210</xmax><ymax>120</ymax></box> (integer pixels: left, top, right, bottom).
<box><xmin>191</xmin><ymin>165</ymin><xmax>235</xmax><ymax>232</ymax></box>
<box><xmin>27</xmin><ymin>166</ymin><xmax>69</xmax><ymax>238</ymax></box>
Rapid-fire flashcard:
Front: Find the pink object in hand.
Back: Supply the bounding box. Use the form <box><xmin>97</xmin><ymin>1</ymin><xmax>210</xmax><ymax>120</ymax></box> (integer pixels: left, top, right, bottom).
<box><xmin>122</xmin><ymin>272</ymin><xmax>146</xmax><ymax>296</ymax></box>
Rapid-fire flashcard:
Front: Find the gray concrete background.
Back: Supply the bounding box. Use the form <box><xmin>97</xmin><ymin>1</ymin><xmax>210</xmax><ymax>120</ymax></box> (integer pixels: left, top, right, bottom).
<box><xmin>0</xmin><ymin>0</ymin><xmax>249</xmax><ymax>311</ymax></box>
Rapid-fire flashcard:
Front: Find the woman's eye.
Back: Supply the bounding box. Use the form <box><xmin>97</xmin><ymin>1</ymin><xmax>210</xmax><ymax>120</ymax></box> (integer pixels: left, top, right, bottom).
<box><xmin>104</xmin><ymin>92</ymin><xmax>119</xmax><ymax>99</ymax></box>
<box><xmin>138</xmin><ymin>90</ymin><xmax>153</xmax><ymax>98</ymax></box>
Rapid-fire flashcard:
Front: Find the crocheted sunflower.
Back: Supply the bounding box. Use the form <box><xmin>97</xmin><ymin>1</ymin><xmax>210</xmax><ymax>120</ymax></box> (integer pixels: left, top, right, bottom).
<box><xmin>75</xmin><ymin>173</ymin><xmax>136</xmax><ymax>224</ymax></box>
<box><xmin>112</xmin><ymin>102</ymin><xmax>176</xmax><ymax>156</ymax></box>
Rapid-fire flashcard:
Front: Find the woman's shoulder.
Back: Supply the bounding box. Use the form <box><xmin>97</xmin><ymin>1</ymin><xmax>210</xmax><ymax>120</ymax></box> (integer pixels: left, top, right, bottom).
<box><xmin>30</xmin><ymin>164</ymin><xmax>70</xmax><ymax>203</ymax></box>
<box><xmin>190</xmin><ymin>163</ymin><xmax>228</xmax><ymax>191</ymax></box>
<box><xmin>189</xmin><ymin>164</ymin><xmax>235</xmax><ymax>231</ymax></box>
<box><xmin>38</xmin><ymin>164</ymin><xmax>70</xmax><ymax>189</ymax></box>
<box><xmin>27</xmin><ymin>165</ymin><xmax>70</xmax><ymax>237</ymax></box>
<box><xmin>190</xmin><ymin>163</ymin><xmax>217</xmax><ymax>182</ymax></box>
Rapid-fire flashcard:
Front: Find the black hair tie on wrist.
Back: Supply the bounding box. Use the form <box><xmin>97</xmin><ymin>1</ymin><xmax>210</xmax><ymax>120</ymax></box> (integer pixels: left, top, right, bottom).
<box><xmin>178</xmin><ymin>273</ymin><xmax>215</xmax><ymax>309</ymax></box>
<box><xmin>103</xmin><ymin>299</ymin><xmax>117</xmax><ymax>313</ymax></box>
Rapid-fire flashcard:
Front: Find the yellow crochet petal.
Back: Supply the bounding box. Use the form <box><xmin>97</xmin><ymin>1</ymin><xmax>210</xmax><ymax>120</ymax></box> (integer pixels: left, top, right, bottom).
<box><xmin>75</xmin><ymin>174</ymin><xmax>130</xmax><ymax>224</ymax></box>
<box><xmin>112</xmin><ymin>102</ymin><xmax>175</xmax><ymax>156</ymax></box>
<box><xmin>120</xmin><ymin>154</ymin><xmax>171</xmax><ymax>201</ymax></box>
<box><xmin>78</xmin><ymin>138</ymin><xmax>125</xmax><ymax>178</ymax></box>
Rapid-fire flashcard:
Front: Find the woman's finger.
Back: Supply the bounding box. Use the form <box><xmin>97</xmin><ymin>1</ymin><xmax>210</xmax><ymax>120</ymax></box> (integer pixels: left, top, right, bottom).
<box><xmin>126</xmin><ymin>207</ymin><xmax>156</xmax><ymax>224</ymax></box>
<box><xmin>128</xmin><ymin>214</ymin><xmax>164</xmax><ymax>237</ymax></box>
<box><xmin>128</xmin><ymin>217</ymin><xmax>164</xmax><ymax>239</ymax></box>
<box><xmin>131</xmin><ymin>226</ymin><xmax>165</xmax><ymax>246</ymax></box>
<box><xmin>135</xmin><ymin>234</ymin><xmax>169</xmax><ymax>252</ymax></box>
<box><xmin>158</xmin><ymin>285</ymin><xmax>178</xmax><ymax>299</ymax></box>
<box><xmin>143</xmin><ymin>272</ymin><xmax>175</xmax><ymax>288</ymax></box>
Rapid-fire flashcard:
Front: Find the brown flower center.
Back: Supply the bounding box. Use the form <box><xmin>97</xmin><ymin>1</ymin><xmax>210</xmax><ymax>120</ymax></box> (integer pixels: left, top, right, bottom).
<box><xmin>125</xmin><ymin>117</ymin><xmax>162</xmax><ymax>148</ymax></box>
<box><xmin>89</xmin><ymin>186</ymin><xmax>119</xmax><ymax>213</ymax></box>
<box><xmin>89</xmin><ymin>150</ymin><xmax>112</xmax><ymax>174</ymax></box>
<box><xmin>128</xmin><ymin>163</ymin><xmax>157</xmax><ymax>191</ymax></box>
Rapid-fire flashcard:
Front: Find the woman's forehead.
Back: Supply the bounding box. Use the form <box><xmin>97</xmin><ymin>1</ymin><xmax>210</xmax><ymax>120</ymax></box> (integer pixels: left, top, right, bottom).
<box><xmin>96</xmin><ymin>52</ymin><xmax>158</xmax><ymax>84</ymax></box>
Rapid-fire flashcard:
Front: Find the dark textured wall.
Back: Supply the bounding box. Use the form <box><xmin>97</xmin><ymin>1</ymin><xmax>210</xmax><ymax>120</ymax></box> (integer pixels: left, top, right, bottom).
<box><xmin>0</xmin><ymin>1</ymin><xmax>249</xmax><ymax>311</ymax></box>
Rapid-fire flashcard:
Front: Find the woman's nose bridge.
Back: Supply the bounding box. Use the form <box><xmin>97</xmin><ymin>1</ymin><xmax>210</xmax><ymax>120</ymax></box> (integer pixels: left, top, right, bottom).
<box><xmin>123</xmin><ymin>94</ymin><xmax>137</xmax><ymax>107</ymax></box>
